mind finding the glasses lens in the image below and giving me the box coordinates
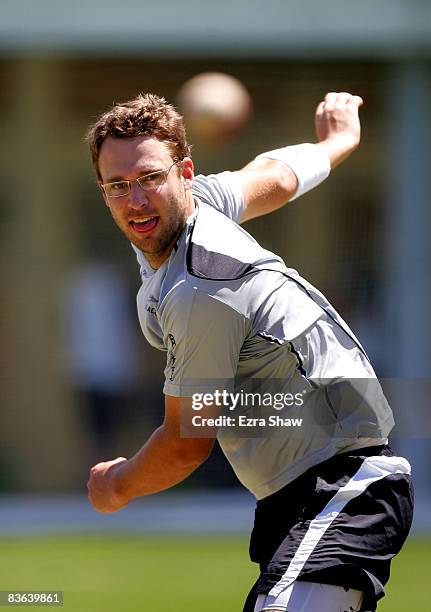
[104,182,129,197]
[137,171,166,191]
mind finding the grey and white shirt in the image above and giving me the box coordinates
[133,172,392,499]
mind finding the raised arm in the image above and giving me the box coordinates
[236,91,363,223]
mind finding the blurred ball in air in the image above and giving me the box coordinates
[177,72,252,145]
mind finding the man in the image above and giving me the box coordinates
[86,92,413,612]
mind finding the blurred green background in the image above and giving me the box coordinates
[0,535,428,611]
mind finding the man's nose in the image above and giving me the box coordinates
[128,180,149,209]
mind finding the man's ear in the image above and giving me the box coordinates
[181,157,194,190]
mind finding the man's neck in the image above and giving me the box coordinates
[145,198,196,270]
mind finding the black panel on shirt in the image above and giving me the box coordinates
[187,241,255,280]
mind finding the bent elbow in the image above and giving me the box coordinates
[173,438,215,467]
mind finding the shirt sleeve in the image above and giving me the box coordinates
[192,171,245,223]
[162,286,248,397]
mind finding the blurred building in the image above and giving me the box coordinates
[1,0,430,491]
[60,259,142,464]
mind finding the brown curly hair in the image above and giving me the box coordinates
[86,93,191,178]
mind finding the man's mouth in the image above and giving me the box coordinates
[129,216,159,234]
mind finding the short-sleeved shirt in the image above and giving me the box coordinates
[133,172,393,499]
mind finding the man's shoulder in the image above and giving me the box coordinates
[191,172,244,223]
[187,201,278,282]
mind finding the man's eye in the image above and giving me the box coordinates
[139,171,167,189]
[111,182,127,191]
[140,173,159,184]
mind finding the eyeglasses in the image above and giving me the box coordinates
[101,160,181,198]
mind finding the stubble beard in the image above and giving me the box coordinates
[132,192,189,268]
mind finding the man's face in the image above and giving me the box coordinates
[98,136,194,269]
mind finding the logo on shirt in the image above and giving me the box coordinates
[146,303,158,317]
[167,333,177,381]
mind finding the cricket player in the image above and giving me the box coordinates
[86,92,413,612]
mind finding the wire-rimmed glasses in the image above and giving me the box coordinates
[101,160,181,198]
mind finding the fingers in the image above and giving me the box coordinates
[352,95,363,106]
[314,91,362,151]
[323,92,339,109]
[316,100,325,115]
[322,92,363,110]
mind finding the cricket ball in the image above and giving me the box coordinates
[176,72,252,145]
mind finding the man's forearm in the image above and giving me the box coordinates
[112,425,213,501]
[87,396,215,513]
[315,137,358,170]
[237,92,363,223]
[238,144,330,223]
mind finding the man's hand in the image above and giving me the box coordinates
[235,91,363,222]
[87,398,214,510]
[315,92,364,169]
[87,456,130,513]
